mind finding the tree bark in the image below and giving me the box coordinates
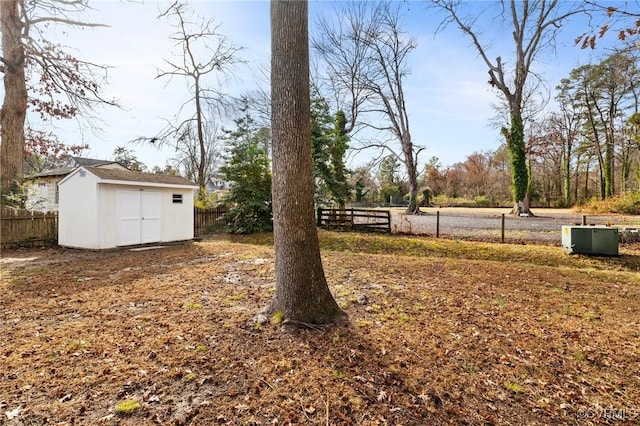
[194,75,207,201]
[1,0,27,203]
[402,134,420,214]
[266,0,344,326]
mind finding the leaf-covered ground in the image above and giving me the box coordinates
[1,232,639,425]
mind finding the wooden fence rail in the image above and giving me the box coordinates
[194,206,228,236]
[317,208,391,233]
[1,208,58,248]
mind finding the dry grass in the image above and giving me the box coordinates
[1,232,639,425]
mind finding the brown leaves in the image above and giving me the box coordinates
[598,23,609,39]
[1,239,639,424]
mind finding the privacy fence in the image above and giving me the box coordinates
[193,206,228,236]
[1,208,58,249]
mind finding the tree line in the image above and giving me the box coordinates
[2,0,639,218]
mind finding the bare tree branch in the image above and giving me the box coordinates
[141,1,244,200]
[431,0,586,215]
[313,1,422,213]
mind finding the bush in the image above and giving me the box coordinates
[220,141,273,234]
[473,195,493,207]
[580,193,640,215]
[223,199,273,234]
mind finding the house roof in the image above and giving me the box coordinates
[31,167,76,178]
[84,166,197,187]
[71,157,115,167]
[30,158,126,179]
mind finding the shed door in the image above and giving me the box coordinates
[140,191,161,243]
[117,190,162,246]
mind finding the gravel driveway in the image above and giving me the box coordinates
[389,207,640,244]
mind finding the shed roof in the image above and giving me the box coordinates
[83,166,197,187]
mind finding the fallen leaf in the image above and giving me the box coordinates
[98,414,115,423]
[5,407,21,420]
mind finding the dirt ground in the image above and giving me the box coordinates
[1,232,639,425]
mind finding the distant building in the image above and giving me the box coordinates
[204,173,230,194]
[25,157,127,211]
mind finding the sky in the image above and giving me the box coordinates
[18,0,622,172]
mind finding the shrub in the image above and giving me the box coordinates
[473,195,493,207]
[580,193,640,215]
[220,141,273,234]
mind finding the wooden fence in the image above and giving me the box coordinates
[317,208,391,233]
[1,208,58,249]
[194,206,228,236]
[1,207,228,248]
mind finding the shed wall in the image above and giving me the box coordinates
[58,172,100,248]
[162,188,195,242]
[97,185,194,248]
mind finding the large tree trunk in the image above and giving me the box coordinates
[0,0,27,204]
[266,0,344,326]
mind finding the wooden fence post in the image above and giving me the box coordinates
[501,213,505,243]
[436,210,440,238]
[386,210,391,233]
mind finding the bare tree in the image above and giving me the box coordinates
[139,1,242,200]
[265,0,344,327]
[169,118,223,185]
[433,0,586,215]
[1,0,114,204]
[313,1,423,214]
[553,78,585,205]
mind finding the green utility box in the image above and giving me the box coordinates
[561,225,619,256]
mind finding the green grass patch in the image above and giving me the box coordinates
[183,371,197,381]
[183,302,203,310]
[505,381,525,393]
[215,231,640,274]
[271,311,285,325]
[115,399,140,415]
[66,339,90,352]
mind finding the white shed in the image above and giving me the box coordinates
[58,166,198,249]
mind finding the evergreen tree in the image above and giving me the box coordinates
[310,94,351,208]
[220,112,272,234]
